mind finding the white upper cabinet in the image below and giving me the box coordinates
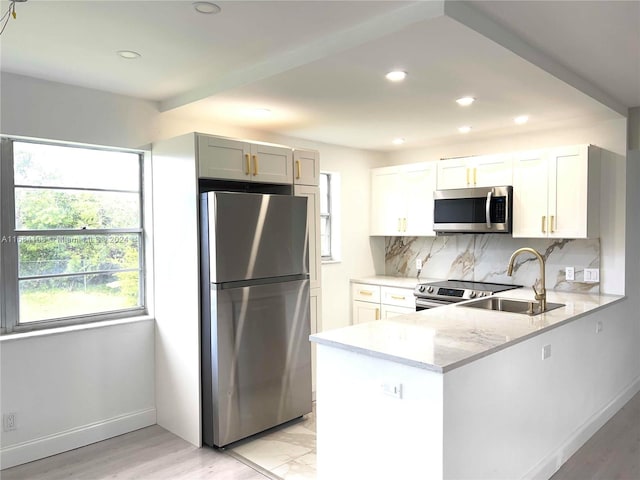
[197,135,292,184]
[370,162,437,236]
[293,149,320,186]
[294,185,321,289]
[437,154,512,189]
[512,145,600,239]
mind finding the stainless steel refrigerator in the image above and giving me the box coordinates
[200,191,312,448]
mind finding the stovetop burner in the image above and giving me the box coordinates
[414,279,521,303]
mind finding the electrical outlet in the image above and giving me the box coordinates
[565,266,575,281]
[3,413,17,432]
[584,268,600,282]
[415,258,423,270]
[596,321,603,334]
[381,382,403,399]
[542,344,552,360]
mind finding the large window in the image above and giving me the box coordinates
[1,138,145,333]
[319,171,341,262]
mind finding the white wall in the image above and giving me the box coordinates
[0,319,156,469]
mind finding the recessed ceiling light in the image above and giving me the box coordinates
[458,126,472,134]
[385,70,407,82]
[514,115,529,125]
[456,96,475,106]
[117,50,141,59]
[193,2,221,14]
[251,108,272,118]
[392,138,406,145]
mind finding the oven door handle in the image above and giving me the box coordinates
[485,190,493,229]
[415,298,454,309]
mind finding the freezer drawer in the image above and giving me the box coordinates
[202,278,312,447]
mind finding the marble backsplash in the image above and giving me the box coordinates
[385,235,600,293]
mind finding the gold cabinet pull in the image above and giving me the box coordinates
[473,167,477,185]
[402,218,407,232]
[245,154,251,175]
[252,155,258,176]
[375,308,380,320]
[391,294,405,300]
[466,168,470,185]
[550,215,555,233]
[296,160,301,179]
[359,290,373,296]
[397,218,402,232]
[542,216,546,233]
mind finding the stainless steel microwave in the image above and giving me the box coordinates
[433,186,513,234]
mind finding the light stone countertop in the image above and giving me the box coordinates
[310,288,625,373]
[350,275,442,289]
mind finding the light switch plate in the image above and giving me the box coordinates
[584,268,600,283]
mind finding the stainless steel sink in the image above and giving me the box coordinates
[458,297,564,316]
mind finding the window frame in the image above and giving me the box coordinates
[0,136,147,334]
[319,171,333,260]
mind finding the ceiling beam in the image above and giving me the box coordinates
[159,0,446,112]
[445,0,627,117]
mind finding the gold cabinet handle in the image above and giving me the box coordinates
[550,215,555,233]
[397,218,402,232]
[296,160,301,179]
[359,290,373,296]
[473,167,477,185]
[402,218,407,232]
[542,216,546,233]
[252,155,258,176]
[375,308,380,320]
[466,168,470,185]
[391,295,405,300]
[245,154,251,175]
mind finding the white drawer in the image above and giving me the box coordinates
[352,283,381,303]
[381,286,414,308]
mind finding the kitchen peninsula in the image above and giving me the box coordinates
[310,288,624,480]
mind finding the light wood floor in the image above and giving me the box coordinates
[2,392,639,480]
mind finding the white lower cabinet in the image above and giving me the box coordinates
[351,283,414,324]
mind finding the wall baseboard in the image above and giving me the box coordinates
[524,376,640,480]
[0,407,156,470]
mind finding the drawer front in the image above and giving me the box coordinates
[381,286,414,308]
[351,283,381,303]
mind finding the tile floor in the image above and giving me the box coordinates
[228,404,317,480]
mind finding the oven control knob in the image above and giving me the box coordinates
[427,286,434,294]
[470,291,477,298]
[418,285,426,293]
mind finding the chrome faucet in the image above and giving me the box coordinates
[507,247,547,312]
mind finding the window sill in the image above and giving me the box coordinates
[321,259,342,265]
[0,315,154,343]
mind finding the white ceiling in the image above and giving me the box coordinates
[1,0,638,151]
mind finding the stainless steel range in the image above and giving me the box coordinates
[413,280,521,311]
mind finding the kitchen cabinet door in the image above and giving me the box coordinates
[549,145,600,238]
[512,145,600,239]
[370,162,437,236]
[437,157,469,190]
[294,149,320,186]
[381,304,415,319]
[295,185,321,289]
[250,143,293,184]
[198,135,251,181]
[352,300,380,325]
[403,162,437,236]
[370,166,405,235]
[437,155,512,189]
[512,150,549,238]
[473,154,512,187]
